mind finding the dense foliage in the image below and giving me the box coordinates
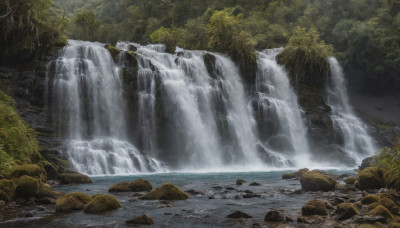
[0,0,67,64]
[376,139,400,189]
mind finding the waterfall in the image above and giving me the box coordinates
[46,40,165,175]
[254,49,312,167]
[326,57,376,164]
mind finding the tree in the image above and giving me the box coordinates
[73,10,100,41]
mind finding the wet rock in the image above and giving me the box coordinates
[19,211,34,217]
[300,171,337,192]
[83,194,121,214]
[108,179,152,192]
[323,200,334,209]
[251,222,262,227]
[55,192,92,212]
[282,168,309,179]
[186,189,203,195]
[140,183,189,200]
[243,193,261,198]
[357,167,385,190]
[297,216,316,224]
[16,197,28,205]
[369,205,394,220]
[234,195,241,199]
[0,179,16,202]
[236,179,246,186]
[9,164,47,182]
[226,187,237,191]
[302,199,327,216]
[264,210,293,222]
[212,186,222,190]
[227,211,252,219]
[249,182,261,186]
[59,173,92,185]
[344,177,357,185]
[132,193,144,197]
[353,215,387,224]
[125,214,155,225]
[333,197,346,206]
[359,156,378,171]
[36,197,55,205]
[361,195,379,205]
[208,195,215,199]
[36,184,64,199]
[15,175,40,197]
[335,203,359,220]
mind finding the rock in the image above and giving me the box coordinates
[16,197,28,205]
[251,222,262,227]
[335,203,359,220]
[368,202,380,211]
[0,179,15,202]
[36,197,55,204]
[344,177,357,185]
[357,167,385,190]
[59,173,92,185]
[140,183,189,200]
[282,168,309,179]
[128,44,137,52]
[353,215,387,224]
[369,205,394,220]
[236,179,246,186]
[297,216,316,224]
[9,164,46,182]
[36,184,64,199]
[208,195,215,199]
[0,200,5,207]
[55,192,92,212]
[186,189,203,195]
[302,199,327,216]
[15,175,40,197]
[361,195,379,205]
[105,44,121,61]
[249,182,261,186]
[300,171,337,191]
[380,197,396,210]
[264,210,292,222]
[226,187,236,191]
[125,214,155,225]
[227,211,252,219]
[19,211,34,217]
[108,179,152,192]
[83,194,121,214]
[359,156,378,171]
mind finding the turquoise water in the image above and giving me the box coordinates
[15,170,354,227]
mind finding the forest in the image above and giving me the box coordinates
[0,0,399,92]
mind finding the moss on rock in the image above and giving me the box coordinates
[282,168,309,179]
[0,179,15,202]
[300,171,337,191]
[83,194,121,214]
[344,177,357,185]
[368,202,381,211]
[55,192,92,212]
[380,197,397,210]
[36,184,64,199]
[302,199,327,216]
[108,179,152,192]
[361,195,380,205]
[335,203,359,220]
[9,164,46,182]
[357,167,385,190]
[141,183,189,200]
[59,173,92,185]
[125,213,155,225]
[105,44,120,62]
[369,205,394,220]
[14,175,40,197]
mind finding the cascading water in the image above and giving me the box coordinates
[46,40,165,175]
[326,57,376,164]
[254,49,312,167]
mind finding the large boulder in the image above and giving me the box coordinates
[282,168,309,179]
[361,195,380,205]
[36,184,64,199]
[302,199,327,216]
[227,211,252,219]
[59,173,92,185]
[369,205,394,220]
[15,175,40,197]
[264,210,293,222]
[108,179,152,192]
[357,167,385,190]
[300,171,337,191]
[0,179,15,202]
[55,192,92,212]
[9,164,46,182]
[125,214,155,225]
[83,194,121,214]
[141,183,189,200]
[335,203,359,220]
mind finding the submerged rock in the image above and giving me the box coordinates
[249,182,261,186]
[15,175,40,197]
[125,214,155,225]
[108,179,152,192]
[300,171,337,191]
[335,203,359,220]
[55,192,92,212]
[264,210,293,222]
[236,179,246,186]
[59,173,92,185]
[83,194,121,214]
[302,199,327,216]
[357,167,385,190]
[140,183,189,200]
[227,211,252,219]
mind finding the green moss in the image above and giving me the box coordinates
[108,179,152,192]
[302,199,327,216]
[0,91,44,177]
[369,205,394,220]
[83,194,121,214]
[0,179,15,202]
[55,192,92,213]
[9,164,46,182]
[300,171,337,191]
[105,44,121,61]
[15,175,40,197]
[282,168,309,179]
[36,184,64,199]
[361,195,380,205]
[368,202,381,211]
[125,214,155,225]
[141,183,189,200]
[59,173,92,185]
[335,203,359,220]
[380,197,397,210]
[357,167,385,190]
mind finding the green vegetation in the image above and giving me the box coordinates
[140,183,189,200]
[83,194,121,214]
[0,91,45,177]
[376,139,400,191]
[55,192,92,212]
